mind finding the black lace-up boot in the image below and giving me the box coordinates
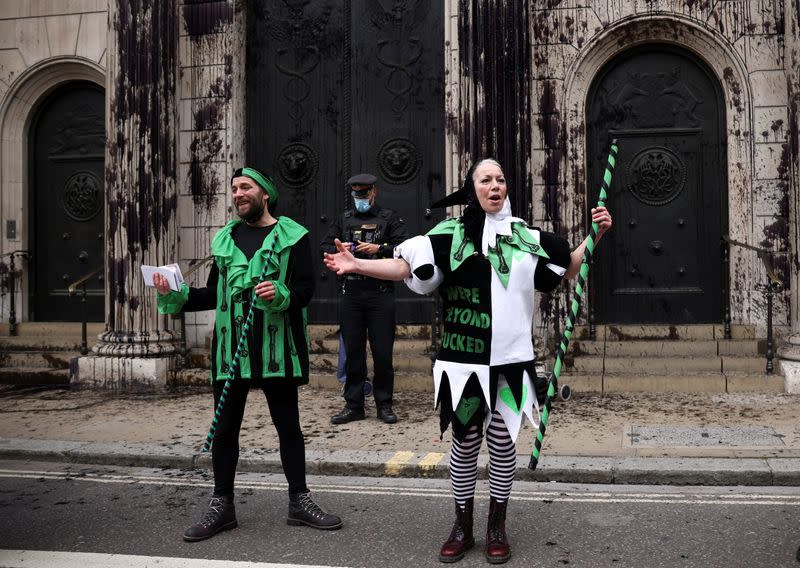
[287,492,343,530]
[183,495,237,542]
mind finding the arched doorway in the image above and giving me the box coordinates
[587,45,728,324]
[29,81,105,321]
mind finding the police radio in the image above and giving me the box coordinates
[350,225,380,258]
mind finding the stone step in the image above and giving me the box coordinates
[185,341,771,376]
[0,351,76,369]
[172,367,785,394]
[572,324,755,341]
[0,323,754,342]
[566,355,773,374]
[721,356,775,373]
[307,324,433,341]
[0,367,71,386]
[309,324,756,344]
[185,342,436,372]
[569,339,762,357]
[309,353,434,373]
[191,325,435,351]
[569,356,715,373]
[560,372,784,393]
[170,369,434,392]
[0,336,96,351]
[308,338,434,355]
[718,340,767,356]
[161,339,765,364]
[307,372,433,392]
[0,322,104,337]
[181,344,434,377]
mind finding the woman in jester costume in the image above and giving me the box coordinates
[324,159,612,564]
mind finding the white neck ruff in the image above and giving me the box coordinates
[481,198,525,255]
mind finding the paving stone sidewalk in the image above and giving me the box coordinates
[1,384,799,486]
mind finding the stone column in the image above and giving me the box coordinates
[779,0,800,392]
[78,1,179,388]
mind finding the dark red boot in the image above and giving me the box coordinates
[486,497,510,564]
[438,498,474,563]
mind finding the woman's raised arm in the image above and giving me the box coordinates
[323,238,411,281]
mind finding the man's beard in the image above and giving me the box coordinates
[238,199,265,224]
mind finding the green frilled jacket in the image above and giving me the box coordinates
[157,217,314,383]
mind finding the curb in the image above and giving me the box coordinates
[1,438,799,486]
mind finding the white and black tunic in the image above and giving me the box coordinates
[395,211,571,443]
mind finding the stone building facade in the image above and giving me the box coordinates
[0,1,797,385]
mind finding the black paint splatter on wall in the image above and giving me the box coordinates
[722,67,743,113]
[455,1,534,222]
[183,3,233,211]
[106,1,178,330]
[455,1,573,341]
[182,0,233,36]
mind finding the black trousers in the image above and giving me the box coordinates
[211,380,307,497]
[339,285,395,410]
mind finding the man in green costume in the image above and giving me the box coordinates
[155,167,342,541]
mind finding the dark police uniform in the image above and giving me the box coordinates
[320,182,408,415]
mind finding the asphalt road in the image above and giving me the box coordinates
[0,460,799,567]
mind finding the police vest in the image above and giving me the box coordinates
[342,208,393,259]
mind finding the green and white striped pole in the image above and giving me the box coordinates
[202,237,278,453]
[529,139,618,470]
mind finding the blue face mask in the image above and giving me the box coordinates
[354,198,371,213]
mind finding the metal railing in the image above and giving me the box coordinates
[67,266,103,355]
[172,256,213,369]
[722,236,786,374]
[1,250,30,336]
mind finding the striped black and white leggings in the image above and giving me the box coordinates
[449,410,516,504]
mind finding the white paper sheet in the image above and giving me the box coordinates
[141,263,184,292]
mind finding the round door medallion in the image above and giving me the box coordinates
[378,137,420,184]
[278,143,318,188]
[61,171,102,221]
[626,146,686,206]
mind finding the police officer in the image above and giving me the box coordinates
[321,173,409,424]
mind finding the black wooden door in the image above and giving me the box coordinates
[587,46,727,323]
[30,82,105,321]
[247,1,445,323]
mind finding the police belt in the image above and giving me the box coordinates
[342,275,393,291]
